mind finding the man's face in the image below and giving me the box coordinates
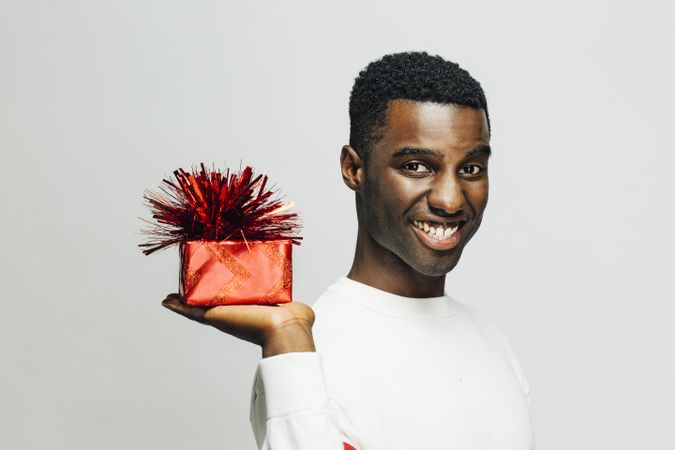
[359,100,491,277]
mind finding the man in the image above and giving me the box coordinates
[162,52,534,450]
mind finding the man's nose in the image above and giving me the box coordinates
[427,172,465,216]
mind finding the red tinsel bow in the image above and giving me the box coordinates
[140,164,302,255]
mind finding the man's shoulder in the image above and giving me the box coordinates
[453,298,531,397]
[305,281,378,351]
[309,283,361,327]
[453,299,513,347]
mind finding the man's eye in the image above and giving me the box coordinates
[459,164,483,177]
[402,162,431,174]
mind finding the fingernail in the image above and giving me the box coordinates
[162,298,174,308]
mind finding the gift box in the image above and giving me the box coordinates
[140,163,301,306]
[180,239,293,306]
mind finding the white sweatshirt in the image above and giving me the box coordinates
[250,277,534,450]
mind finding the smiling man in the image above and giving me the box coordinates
[162,52,534,450]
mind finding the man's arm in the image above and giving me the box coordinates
[250,352,351,450]
[162,295,358,450]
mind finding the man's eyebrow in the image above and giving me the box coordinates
[464,145,491,159]
[391,145,491,159]
[391,147,443,158]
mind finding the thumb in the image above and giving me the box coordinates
[162,296,207,323]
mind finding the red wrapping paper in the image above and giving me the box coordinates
[179,239,293,306]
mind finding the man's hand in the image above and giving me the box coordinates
[161,294,316,358]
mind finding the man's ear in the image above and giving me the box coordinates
[340,145,365,192]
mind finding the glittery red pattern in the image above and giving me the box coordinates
[179,240,293,306]
[140,164,301,255]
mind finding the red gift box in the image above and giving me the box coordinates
[179,239,293,306]
[141,164,301,305]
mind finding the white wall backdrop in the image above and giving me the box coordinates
[1,1,673,449]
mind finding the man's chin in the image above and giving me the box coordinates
[406,249,463,278]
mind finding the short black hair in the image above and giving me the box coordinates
[349,51,490,159]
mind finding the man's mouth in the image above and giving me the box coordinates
[410,219,465,250]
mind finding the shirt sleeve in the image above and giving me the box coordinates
[249,352,358,450]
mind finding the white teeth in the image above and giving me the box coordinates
[414,220,461,240]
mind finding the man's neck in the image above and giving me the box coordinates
[347,229,446,298]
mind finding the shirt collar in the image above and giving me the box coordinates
[326,276,462,320]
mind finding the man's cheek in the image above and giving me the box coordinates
[468,184,489,212]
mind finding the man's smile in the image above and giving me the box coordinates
[410,219,465,251]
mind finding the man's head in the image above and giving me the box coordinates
[342,52,491,280]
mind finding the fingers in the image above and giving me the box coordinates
[161,295,207,323]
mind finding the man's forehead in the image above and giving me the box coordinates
[380,100,490,148]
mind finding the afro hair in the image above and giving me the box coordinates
[349,51,489,159]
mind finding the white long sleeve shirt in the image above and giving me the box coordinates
[250,277,534,450]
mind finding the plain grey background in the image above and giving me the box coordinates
[1,1,673,449]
